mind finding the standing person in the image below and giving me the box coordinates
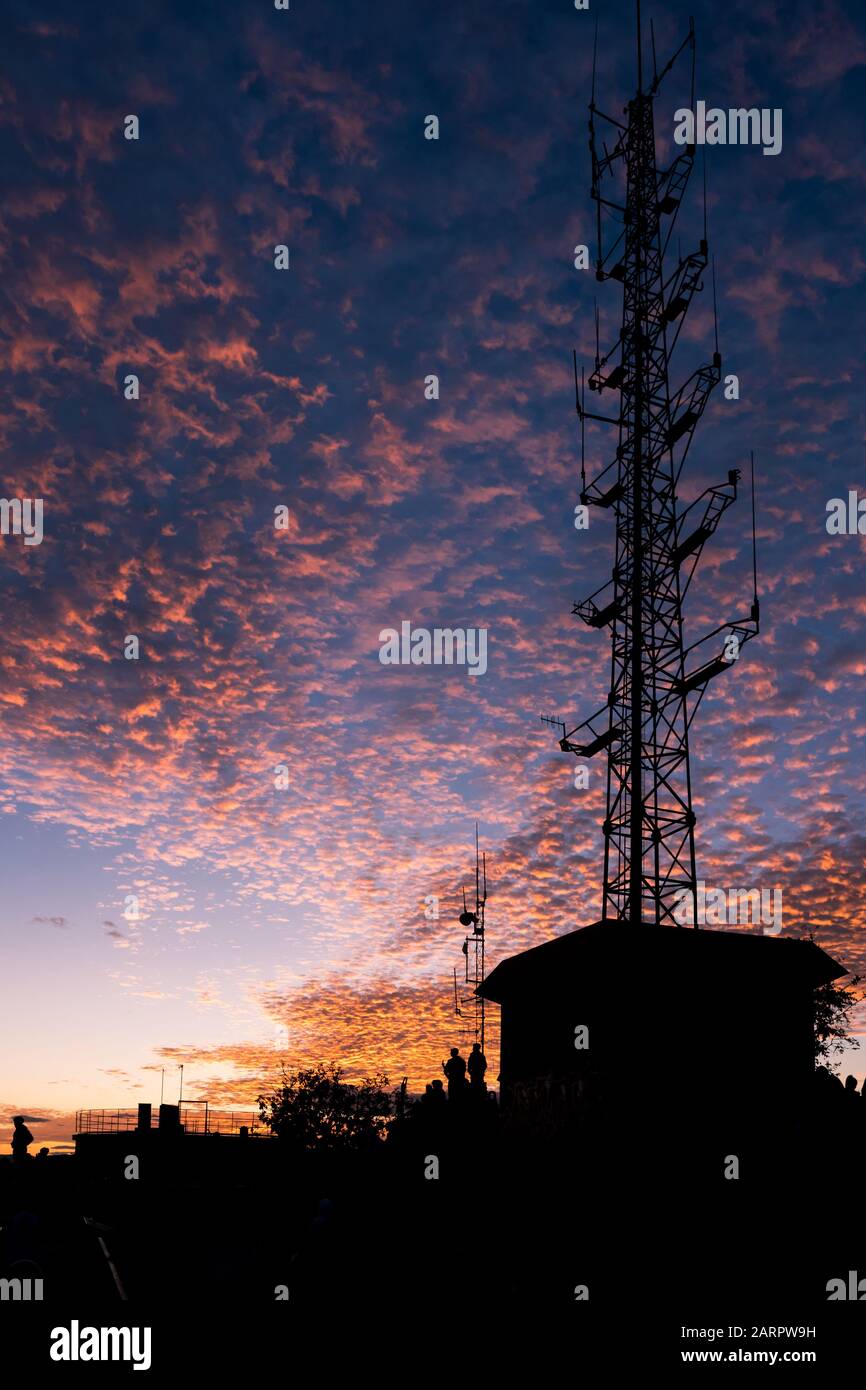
[10,1116,34,1162]
[442,1048,466,1101]
[468,1042,487,1092]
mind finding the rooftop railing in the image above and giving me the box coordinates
[74,1107,262,1137]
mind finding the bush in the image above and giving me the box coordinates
[257,1061,392,1151]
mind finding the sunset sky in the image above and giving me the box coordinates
[2,0,866,1152]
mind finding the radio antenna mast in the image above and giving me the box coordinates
[543,9,759,926]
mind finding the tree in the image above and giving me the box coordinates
[813,976,863,1070]
[257,1061,392,1150]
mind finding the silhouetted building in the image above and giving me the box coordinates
[479,923,844,1132]
[72,1101,264,1179]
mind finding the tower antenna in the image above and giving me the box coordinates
[548,14,759,926]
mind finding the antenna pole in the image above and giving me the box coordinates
[581,368,586,492]
[480,852,487,1052]
[590,18,602,269]
[574,352,586,494]
[702,152,708,244]
[636,0,643,94]
[751,451,759,616]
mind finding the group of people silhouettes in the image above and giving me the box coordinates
[439,1043,487,1100]
[406,1044,493,1132]
[813,1069,866,1111]
[413,1044,490,1111]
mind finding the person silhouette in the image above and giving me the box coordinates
[10,1116,34,1162]
[429,1079,447,1107]
[442,1048,466,1100]
[468,1042,487,1091]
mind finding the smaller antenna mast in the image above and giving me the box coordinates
[750,450,759,623]
[702,152,708,244]
[453,827,490,1054]
[581,366,586,494]
[573,351,586,494]
[636,0,643,94]
[594,301,601,375]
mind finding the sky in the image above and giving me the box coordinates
[1,0,866,1152]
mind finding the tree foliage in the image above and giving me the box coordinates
[813,976,863,1069]
[257,1061,392,1150]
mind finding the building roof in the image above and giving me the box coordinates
[478,921,846,1004]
